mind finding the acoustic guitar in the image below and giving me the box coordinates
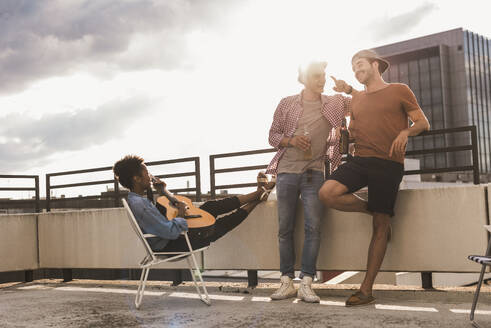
[151,180,215,229]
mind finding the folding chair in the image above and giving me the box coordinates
[122,198,211,309]
[468,225,491,328]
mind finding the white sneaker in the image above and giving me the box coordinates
[270,275,296,300]
[297,276,320,303]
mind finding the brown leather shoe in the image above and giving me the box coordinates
[345,290,375,307]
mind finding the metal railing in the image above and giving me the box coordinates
[209,148,276,198]
[404,126,479,184]
[45,157,201,211]
[209,126,481,197]
[0,175,40,212]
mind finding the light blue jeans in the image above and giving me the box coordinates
[276,170,325,279]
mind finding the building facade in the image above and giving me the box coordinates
[373,28,491,182]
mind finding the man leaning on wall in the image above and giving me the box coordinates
[319,49,430,307]
[266,60,351,303]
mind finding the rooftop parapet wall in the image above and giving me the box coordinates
[0,185,489,273]
[205,184,488,272]
[0,214,38,272]
[37,208,200,270]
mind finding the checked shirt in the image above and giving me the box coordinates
[266,92,351,175]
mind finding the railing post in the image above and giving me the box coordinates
[172,269,184,286]
[34,176,40,213]
[209,156,216,199]
[195,157,201,202]
[113,178,120,207]
[63,269,73,282]
[471,125,480,185]
[25,270,34,282]
[421,272,433,289]
[45,174,51,212]
[247,270,258,288]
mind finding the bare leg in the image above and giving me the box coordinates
[237,173,276,205]
[241,200,262,213]
[318,180,370,214]
[359,213,391,296]
[237,191,262,205]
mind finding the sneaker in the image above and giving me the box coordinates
[270,275,296,300]
[297,276,320,303]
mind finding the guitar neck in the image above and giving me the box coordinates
[162,187,180,205]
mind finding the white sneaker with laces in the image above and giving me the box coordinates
[270,275,296,300]
[297,276,320,303]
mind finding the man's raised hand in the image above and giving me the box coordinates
[331,76,348,93]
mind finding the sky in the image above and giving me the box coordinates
[1,0,491,198]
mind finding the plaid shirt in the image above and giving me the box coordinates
[266,92,351,175]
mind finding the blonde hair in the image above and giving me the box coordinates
[298,61,327,84]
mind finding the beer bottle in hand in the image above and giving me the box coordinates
[340,117,349,154]
[303,129,312,160]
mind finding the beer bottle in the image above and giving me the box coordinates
[303,129,312,160]
[340,117,349,154]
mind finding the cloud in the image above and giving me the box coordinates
[0,96,152,171]
[0,0,242,93]
[368,2,438,41]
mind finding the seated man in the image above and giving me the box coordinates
[113,155,275,252]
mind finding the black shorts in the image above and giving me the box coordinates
[327,156,404,217]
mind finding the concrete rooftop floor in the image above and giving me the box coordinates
[1,279,491,328]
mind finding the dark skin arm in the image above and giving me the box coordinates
[152,177,187,217]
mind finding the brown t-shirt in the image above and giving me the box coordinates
[349,83,421,164]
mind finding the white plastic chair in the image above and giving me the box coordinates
[122,198,211,309]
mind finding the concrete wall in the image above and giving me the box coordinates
[205,185,488,272]
[0,214,38,272]
[38,208,201,270]
[1,185,488,273]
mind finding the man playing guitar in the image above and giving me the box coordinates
[113,155,275,252]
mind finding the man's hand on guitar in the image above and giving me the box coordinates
[176,201,188,218]
[150,175,167,195]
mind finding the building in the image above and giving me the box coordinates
[373,28,491,182]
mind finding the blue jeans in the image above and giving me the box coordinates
[276,170,325,279]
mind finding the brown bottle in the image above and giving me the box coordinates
[340,117,349,154]
[303,129,312,160]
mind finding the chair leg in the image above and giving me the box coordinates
[187,256,211,306]
[470,264,487,325]
[183,234,211,305]
[135,267,150,309]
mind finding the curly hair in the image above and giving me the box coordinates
[113,155,145,190]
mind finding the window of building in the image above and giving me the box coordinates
[432,88,443,104]
[421,90,432,106]
[389,65,398,82]
[399,62,409,84]
[436,153,446,168]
